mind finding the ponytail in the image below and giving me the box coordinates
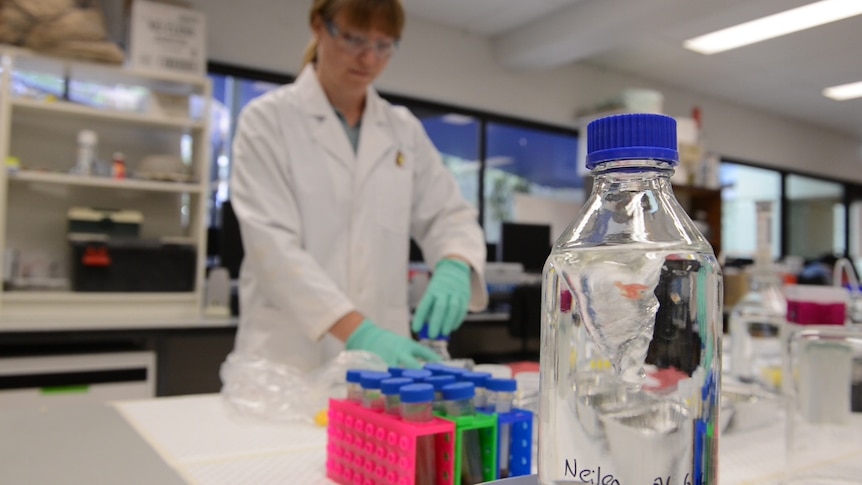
[302,38,318,68]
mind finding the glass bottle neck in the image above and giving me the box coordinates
[590,159,675,193]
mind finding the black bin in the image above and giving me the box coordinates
[70,239,196,292]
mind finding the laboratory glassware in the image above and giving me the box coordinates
[728,200,786,388]
[539,113,722,485]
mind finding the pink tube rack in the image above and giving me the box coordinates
[327,399,456,485]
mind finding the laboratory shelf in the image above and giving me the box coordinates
[11,97,205,131]
[8,170,204,194]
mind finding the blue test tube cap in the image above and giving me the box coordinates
[359,371,392,390]
[424,363,464,376]
[345,369,364,384]
[381,377,414,396]
[401,369,433,381]
[387,367,404,377]
[442,382,475,401]
[424,374,457,391]
[400,383,435,404]
[461,371,492,388]
[486,377,517,392]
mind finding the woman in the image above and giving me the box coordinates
[227,0,488,372]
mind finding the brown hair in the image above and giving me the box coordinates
[302,0,405,67]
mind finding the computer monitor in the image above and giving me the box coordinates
[499,222,551,274]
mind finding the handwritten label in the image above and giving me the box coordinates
[564,459,620,485]
[564,459,698,485]
[653,474,693,485]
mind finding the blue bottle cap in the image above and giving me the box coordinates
[461,371,492,388]
[345,369,363,384]
[424,375,457,391]
[399,383,435,404]
[441,382,475,401]
[359,371,391,390]
[418,324,450,341]
[486,377,517,392]
[424,363,463,376]
[381,377,414,396]
[401,369,433,381]
[586,113,679,169]
[387,367,404,377]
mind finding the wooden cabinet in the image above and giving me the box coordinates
[673,184,723,256]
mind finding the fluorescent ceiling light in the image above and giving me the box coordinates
[823,81,862,100]
[684,0,862,55]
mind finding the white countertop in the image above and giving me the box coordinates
[3,393,859,484]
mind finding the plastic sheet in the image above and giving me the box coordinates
[219,350,387,423]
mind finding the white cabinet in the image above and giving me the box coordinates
[0,47,212,325]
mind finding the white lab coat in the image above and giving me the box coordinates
[229,65,488,372]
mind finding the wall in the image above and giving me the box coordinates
[188,0,862,183]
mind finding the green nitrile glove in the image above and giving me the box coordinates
[410,259,471,339]
[346,319,441,369]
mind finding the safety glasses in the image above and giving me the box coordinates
[325,20,399,59]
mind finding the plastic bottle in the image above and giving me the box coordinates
[418,324,451,360]
[381,377,413,416]
[424,374,456,414]
[728,200,786,389]
[538,114,722,485]
[76,129,98,175]
[400,383,437,485]
[359,371,391,412]
[442,382,484,485]
[461,371,492,409]
[345,369,364,403]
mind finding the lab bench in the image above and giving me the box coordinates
[1,392,854,485]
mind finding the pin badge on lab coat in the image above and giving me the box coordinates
[396,151,405,167]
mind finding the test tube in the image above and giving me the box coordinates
[424,375,457,414]
[359,371,391,411]
[400,383,437,485]
[461,371,492,409]
[381,377,414,416]
[345,369,364,403]
[486,377,517,478]
[442,382,484,485]
[401,369,433,382]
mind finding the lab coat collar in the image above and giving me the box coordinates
[295,65,398,189]
[295,65,355,171]
[356,87,397,191]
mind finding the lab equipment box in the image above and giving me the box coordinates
[69,237,195,292]
[68,207,143,238]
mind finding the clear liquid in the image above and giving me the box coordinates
[539,245,721,485]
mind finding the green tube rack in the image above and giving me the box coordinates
[436,412,498,485]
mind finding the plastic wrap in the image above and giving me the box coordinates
[219,350,387,423]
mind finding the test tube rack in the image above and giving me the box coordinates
[327,399,456,485]
[437,412,499,485]
[496,409,533,479]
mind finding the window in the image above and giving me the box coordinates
[484,122,582,244]
[720,162,782,260]
[786,174,845,260]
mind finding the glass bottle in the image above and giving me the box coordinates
[538,113,722,485]
[728,200,786,389]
